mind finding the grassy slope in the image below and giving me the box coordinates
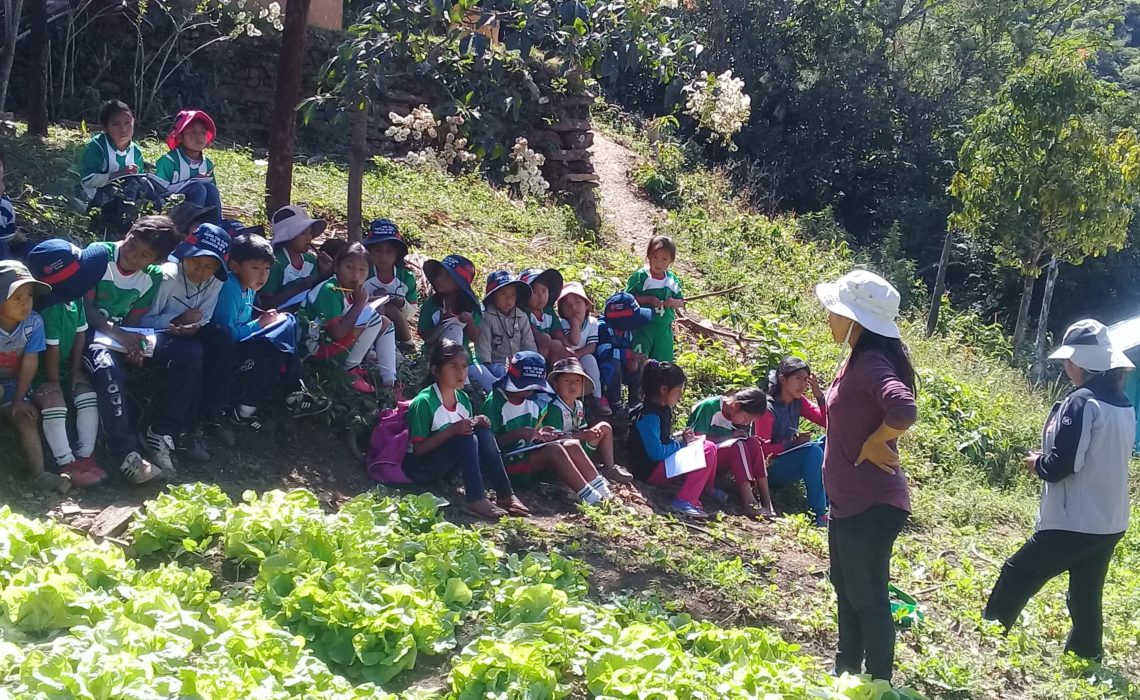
[3,122,1140,698]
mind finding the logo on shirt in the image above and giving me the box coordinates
[1061,416,1073,426]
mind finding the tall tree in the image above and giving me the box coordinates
[0,0,24,111]
[25,0,47,136]
[949,53,1140,362]
[266,0,311,216]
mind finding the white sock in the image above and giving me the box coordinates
[345,313,383,369]
[41,406,75,466]
[580,354,603,399]
[372,318,397,385]
[74,392,99,459]
[589,475,612,499]
[577,484,604,505]
[238,404,258,418]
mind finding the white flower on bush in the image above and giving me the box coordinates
[659,0,679,8]
[398,110,477,169]
[504,137,549,199]
[385,104,439,143]
[684,70,751,150]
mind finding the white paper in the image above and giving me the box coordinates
[503,442,549,459]
[239,316,289,342]
[664,440,708,479]
[779,439,818,455]
[93,327,158,357]
[279,289,309,310]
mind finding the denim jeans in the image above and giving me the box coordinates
[180,181,223,224]
[984,529,1125,661]
[828,504,909,681]
[598,357,642,406]
[195,323,234,421]
[767,441,827,516]
[402,426,515,502]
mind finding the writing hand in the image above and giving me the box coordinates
[683,427,698,445]
[857,437,899,475]
[257,309,281,328]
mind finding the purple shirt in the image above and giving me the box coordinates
[823,349,918,519]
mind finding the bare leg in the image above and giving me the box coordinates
[592,422,615,469]
[754,476,775,514]
[527,443,591,491]
[8,403,67,492]
[561,439,601,481]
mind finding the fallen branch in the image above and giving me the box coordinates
[677,311,766,345]
[684,284,746,303]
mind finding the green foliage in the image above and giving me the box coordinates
[129,483,233,557]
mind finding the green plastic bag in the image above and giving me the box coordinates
[889,584,925,628]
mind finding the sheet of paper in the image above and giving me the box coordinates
[279,289,309,310]
[664,440,708,479]
[239,316,290,342]
[503,442,549,459]
[93,327,157,358]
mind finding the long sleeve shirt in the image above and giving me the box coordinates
[596,319,637,363]
[753,396,827,458]
[476,306,536,365]
[823,349,918,519]
[213,273,261,340]
[139,261,222,329]
[628,401,682,479]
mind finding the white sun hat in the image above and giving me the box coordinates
[1049,319,1134,372]
[815,269,902,339]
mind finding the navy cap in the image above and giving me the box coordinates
[483,270,531,308]
[220,219,264,238]
[423,254,479,308]
[363,218,408,256]
[27,239,110,309]
[603,291,653,331]
[495,350,553,394]
[519,267,563,304]
[174,223,231,281]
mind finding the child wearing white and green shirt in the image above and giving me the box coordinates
[78,100,147,204]
[153,110,222,225]
[625,235,686,362]
[261,205,333,309]
[402,339,529,521]
[363,218,419,351]
[540,356,632,484]
[482,351,612,503]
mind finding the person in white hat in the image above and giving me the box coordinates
[814,268,918,682]
[984,319,1135,662]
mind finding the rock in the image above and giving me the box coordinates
[88,504,140,538]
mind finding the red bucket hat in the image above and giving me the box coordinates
[166,110,217,151]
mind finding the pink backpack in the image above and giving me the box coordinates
[366,400,413,484]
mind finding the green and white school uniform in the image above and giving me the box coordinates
[417,295,482,361]
[482,388,542,469]
[153,146,215,195]
[263,248,317,297]
[406,383,474,453]
[79,133,145,201]
[299,279,352,357]
[35,301,88,386]
[91,242,164,324]
[688,396,743,441]
[364,266,420,319]
[625,266,684,362]
[529,307,560,337]
[539,395,597,456]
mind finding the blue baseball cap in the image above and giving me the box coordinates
[27,239,110,309]
[495,350,553,394]
[363,218,408,257]
[603,291,653,331]
[519,267,563,304]
[174,223,231,281]
[483,270,531,309]
[220,219,264,238]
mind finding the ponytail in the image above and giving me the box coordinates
[642,360,686,403]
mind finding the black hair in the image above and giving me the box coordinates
[730,387,768,415]
[1104,368,1131,393]
[334,242,369,270]
[127,215,180,257]
[99,100,133,127]
[642,360,686,403]
[425,338,468,388]
[850,330,917,394]
[230,233,274,264]
[646,235,677,260]
[319,238,348,261]
[365,237,408,265]
[768,356,811,397]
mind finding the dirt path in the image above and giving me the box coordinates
[590,132,665,257]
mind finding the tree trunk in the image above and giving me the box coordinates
[925,228,954,337]
[0,0,26,111]
[265,0,311,216]
[26,0,48,136]
[1011,272,1036,365]
[347,102,368,242]
[1030,259,1060,384]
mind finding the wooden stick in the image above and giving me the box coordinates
[683,284,746,303]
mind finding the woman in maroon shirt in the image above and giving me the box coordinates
[815,269,918,683]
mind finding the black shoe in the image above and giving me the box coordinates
[204,420,236,448]
[174,432,211,463]
[230,407,276,432]
[285,390,332,418]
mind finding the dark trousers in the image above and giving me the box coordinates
[233,337,302,410]
[181,181,223,225]
[84,333,203,459]
[196,323,235,421]
[984,529,1125,661]
[598,357,642,406]
[403,426,514,502]
[828,504,909,681]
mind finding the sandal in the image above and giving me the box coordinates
[461,499,508,521]
[497,494,532,517]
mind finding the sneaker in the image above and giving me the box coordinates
[600,464,634,483]
[174,432,211,463]
[285,390,331,418]
[598,397,613,416]
[61,459,105,488]
[671,498,709,520]
[347,366,375,394]
[142,428,177,478]
[119,451,162,484]
[230,407,277,432]
[814,513,830,528]
[72,456,108,485]
[204,420,236,448]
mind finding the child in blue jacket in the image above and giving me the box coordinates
[596,292,651,411]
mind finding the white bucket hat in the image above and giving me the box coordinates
[815,269,902,339]
[1049,319,1134,372]
[270,205,327,246]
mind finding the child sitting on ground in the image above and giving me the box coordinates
[260,205,334,310]
[214,232,329,431]
[597,292,651,412]
[482,351,613,505]
[403,339,530,521]
[153,110,222,224]
[556,281,607,415]
[83,215,195,482]
[77,100,162,238]
[418,254,495,392]
[540,356,633,483]
[688,388,775,519]
[625,235,685,362]
[0,260,70,492]
[520,267,570,364]
[476,270,537,381]
[140,223,235,446]
[300,242,397,393]
[27,241,108,487]
[628,360,719,519]
[363,219,419,354]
